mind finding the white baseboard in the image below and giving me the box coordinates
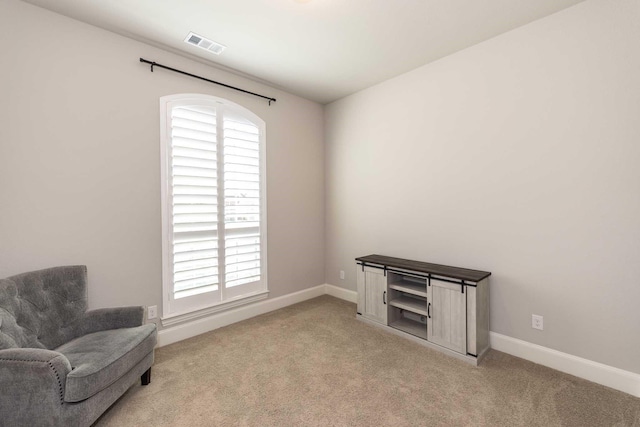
[324,283,357,303]
[157,284,326,347]
[490,332,640,398]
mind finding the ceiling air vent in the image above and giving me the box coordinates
[184,32,226,55]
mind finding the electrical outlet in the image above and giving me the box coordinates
[147,305,157,320]
[532,314,543,330]
[339,270,345,280]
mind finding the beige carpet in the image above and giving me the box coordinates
[94,295,640,426]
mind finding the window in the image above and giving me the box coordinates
[160,94,267,320]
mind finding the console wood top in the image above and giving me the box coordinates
[355,254,491,282]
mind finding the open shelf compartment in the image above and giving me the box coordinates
[388,271,427,298]
[389,281,427,298]
[388,295,428,316]
[388,308,427,340]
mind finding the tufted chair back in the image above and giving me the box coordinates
[0,266,88,350]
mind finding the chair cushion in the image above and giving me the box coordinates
[55,324,156,402]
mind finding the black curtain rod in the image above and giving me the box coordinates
[139,58,276,105]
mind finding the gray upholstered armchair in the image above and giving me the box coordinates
[0,266,157,427]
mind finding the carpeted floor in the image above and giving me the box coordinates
[94,295,640,426]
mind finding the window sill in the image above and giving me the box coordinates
[160,290,269,327]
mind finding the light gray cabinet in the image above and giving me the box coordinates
[355,254,491,365]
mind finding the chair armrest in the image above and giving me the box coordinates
[0,348,72,425]
[80,306,145,335]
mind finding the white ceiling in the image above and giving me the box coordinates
[22,0,585,104]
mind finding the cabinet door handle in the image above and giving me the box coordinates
[427,302,431,319]
[383,291,386,304]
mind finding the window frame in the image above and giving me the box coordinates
[160,93,268,323]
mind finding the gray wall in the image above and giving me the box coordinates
[325,0,640,374]
[0,1,325,318]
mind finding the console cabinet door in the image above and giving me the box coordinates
[356,266,387,325]
[427,279,466,354]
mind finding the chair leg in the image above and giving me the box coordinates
[141,368,151,386]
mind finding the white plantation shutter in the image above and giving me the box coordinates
[161,95,267,318]
[224,113,261,289]
[170,106,219,299]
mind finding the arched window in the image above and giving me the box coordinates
[160,94,267,320]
